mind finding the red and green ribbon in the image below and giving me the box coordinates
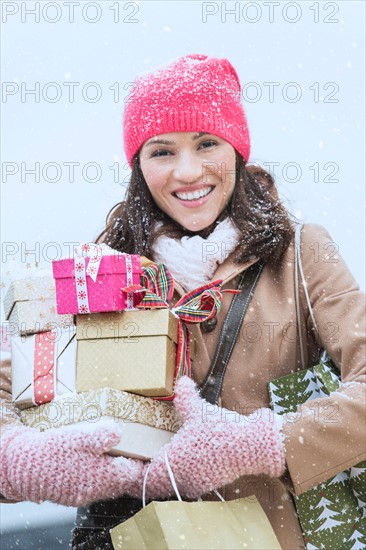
[122,263,239,400]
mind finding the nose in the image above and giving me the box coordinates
[172,150,202,183]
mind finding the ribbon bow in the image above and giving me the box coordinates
[123,263,239,399]
[74,243,114,282]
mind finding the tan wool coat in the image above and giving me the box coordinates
[1,223,365,549]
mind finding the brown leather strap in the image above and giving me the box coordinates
[199,261,265,405]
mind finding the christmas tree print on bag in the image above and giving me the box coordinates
[350,463,366,521]
[268,357,366,549]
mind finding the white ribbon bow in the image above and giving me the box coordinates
[74,243,114,282]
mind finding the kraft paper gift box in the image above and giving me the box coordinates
[52,249,142,315]
[3,275,73,336]
[20,387,183,460]
[11,326,77,409]
[268,358,366,549]
[76,309,178,397]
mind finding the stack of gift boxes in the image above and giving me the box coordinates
[4,245,186,460]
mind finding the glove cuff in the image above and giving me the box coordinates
[251,409,286,478]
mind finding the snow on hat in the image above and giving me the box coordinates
[123,54,251,167]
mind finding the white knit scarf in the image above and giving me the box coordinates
[152,218,240,292]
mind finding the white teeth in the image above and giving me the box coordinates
[175,187,213,201]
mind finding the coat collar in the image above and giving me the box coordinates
[213,253,259,287]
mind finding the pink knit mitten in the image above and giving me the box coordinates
[0,424,144,507]
[142,376,286,499]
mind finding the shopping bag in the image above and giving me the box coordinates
[110,452,281,550]
[111,498,281,549]
[268,357,366,548]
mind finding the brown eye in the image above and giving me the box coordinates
[151,149,172,158]
[199,140,217,149]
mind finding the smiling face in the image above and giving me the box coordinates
[139,132,237,232]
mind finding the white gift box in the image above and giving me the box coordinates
[11,327,77,409]
[60,417,175,460]
[4,275,73,336]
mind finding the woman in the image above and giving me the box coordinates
[1,54,365,550]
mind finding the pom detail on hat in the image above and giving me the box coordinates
[123,54,250,166]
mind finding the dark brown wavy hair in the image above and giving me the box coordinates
[96,154,295,267]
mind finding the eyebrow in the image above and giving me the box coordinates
[144,132,210,147]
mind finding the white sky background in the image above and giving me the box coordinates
[1,1,365,296]
[0,0,365,534]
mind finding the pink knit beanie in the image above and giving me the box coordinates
[123,54,250,167]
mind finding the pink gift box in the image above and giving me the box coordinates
[52,254,142,314]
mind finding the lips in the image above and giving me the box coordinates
[173,186,214,202]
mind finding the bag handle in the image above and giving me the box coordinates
[200,260,265,404]
[142,452,224,507]
[294,224,322,369]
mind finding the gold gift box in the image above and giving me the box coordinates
[4,276,73,336]
[11,327,77,409]
[20,387,183,460]
[76,310,178,397]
